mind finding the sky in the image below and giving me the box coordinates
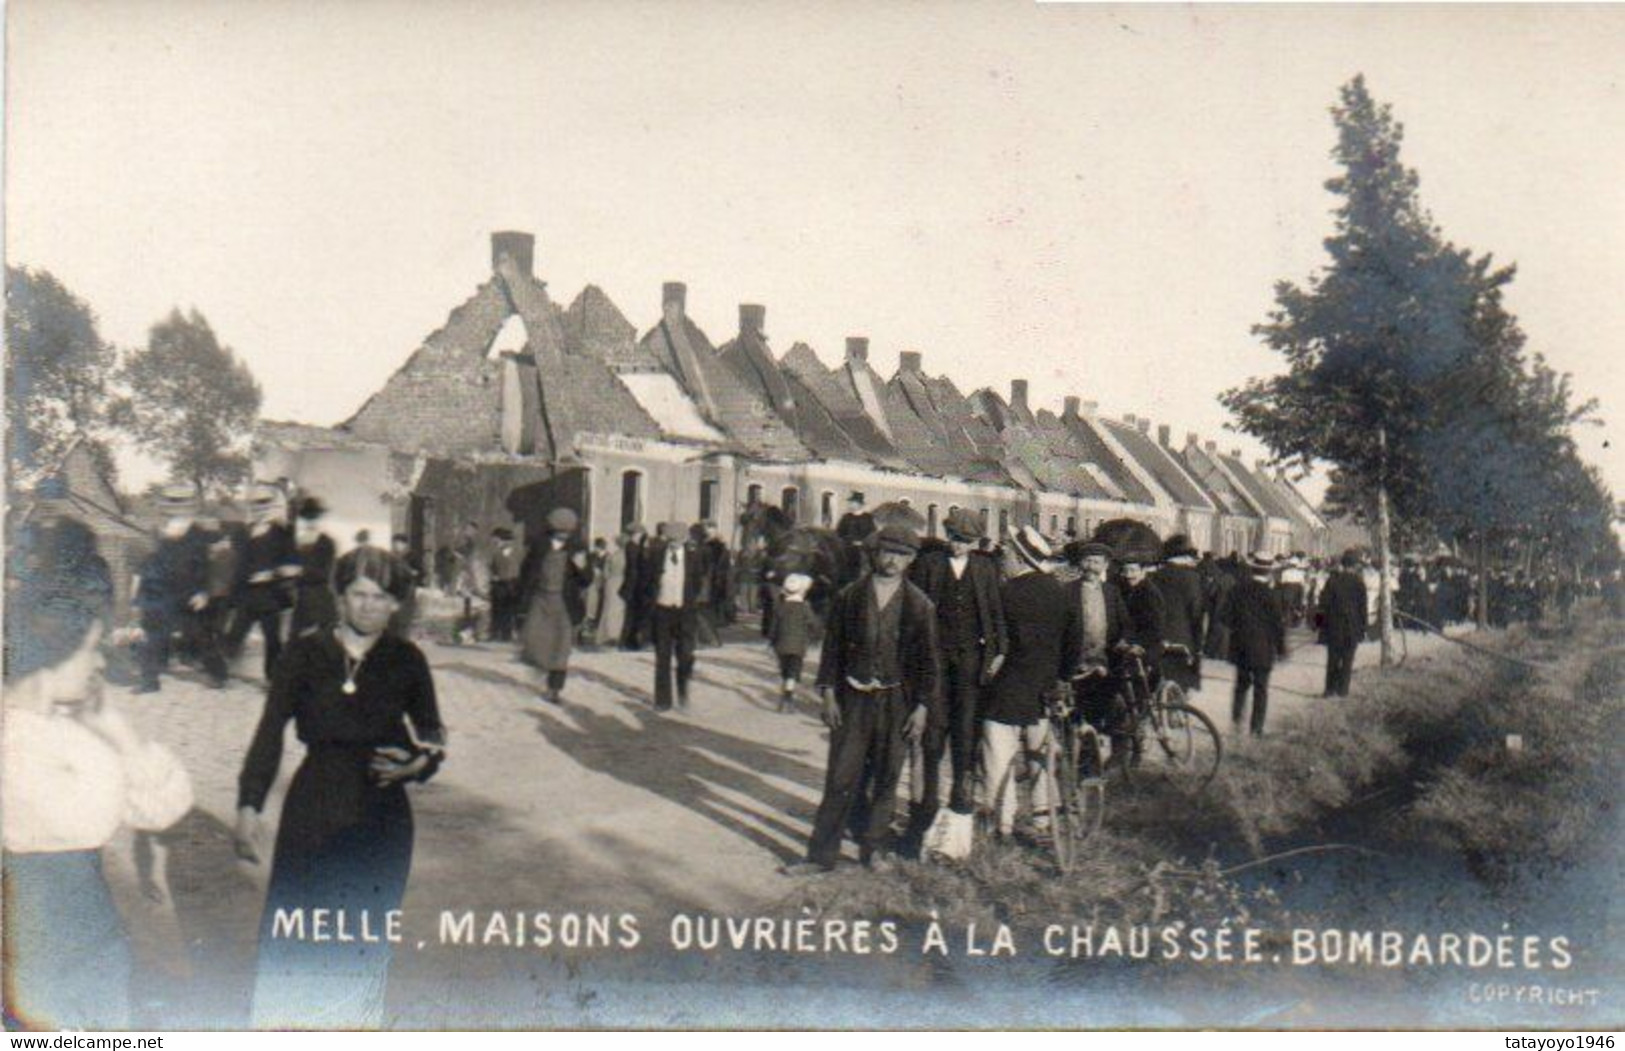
[7,1,1623,503]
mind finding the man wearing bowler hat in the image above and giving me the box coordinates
[904,506,1007,850]
[1317,550,1368,698]
[788,523,940,873]
[1152,534,1205,691]
[1226,552,1289,735]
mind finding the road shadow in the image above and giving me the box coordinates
[523,688,823,866]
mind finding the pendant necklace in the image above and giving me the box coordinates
[341,650,363,695]
[339,632,373,696]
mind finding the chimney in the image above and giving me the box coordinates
[1010,379,1029,412]
[1137,418,1152,434]
[898,350,923,373]
[662,282,687,313]
[1124,413,1137,426]
[1186,432,1199,448]
[1158,425,1172,447]
[1081,400,1098,417]
[491,231,535,278]
[1063,396,1081,419]
[1204,440,1217,453]
[739,303,765,335]
[1232,448,1242,459]
[845,337,869,364]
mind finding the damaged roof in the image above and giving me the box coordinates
[779,342,911,470]
[637,284,810,462]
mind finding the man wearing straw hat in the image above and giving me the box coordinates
[224,482,301,683]
[135,482,227,691]
[788,523,939,873]
[979,526,1078,839]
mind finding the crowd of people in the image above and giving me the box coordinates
[8,477,1619,1029]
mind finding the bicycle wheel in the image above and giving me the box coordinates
[1143,683,1223,789]
[1041,732,1075,873]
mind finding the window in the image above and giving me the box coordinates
[998,508,1009,538]
[699,479,718,522]
[820,491,835,527]
[1049,514,1059,535]
[619,470,643,531]
[979,507,990,530]
[1066,515,1077,537]
[746,483,763,507]
[781,486,800,522]
[927,503,939,537]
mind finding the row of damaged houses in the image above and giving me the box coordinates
[254,232,1330,564]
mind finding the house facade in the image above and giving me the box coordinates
[254,232,1329,562]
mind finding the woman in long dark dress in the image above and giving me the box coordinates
[234,546,446,1029]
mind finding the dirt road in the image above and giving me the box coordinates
[105,619,1453,1025]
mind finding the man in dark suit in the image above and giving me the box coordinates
[617,523,650,650]
[834,492,876,587]
[1152,534,1205,691]
[224,482,301,682]
[1227,552,1288,736]
[980,527,1078,837]
[905,507,1007,843]
[787,524,940,873]
[1118,550,1166,678]
[642,520,711,711]
[1318,550,1368,698]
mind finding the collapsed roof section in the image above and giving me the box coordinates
[637,283,810,462]
[718,306,869,464]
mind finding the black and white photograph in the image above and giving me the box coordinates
[4,0,1622,1033]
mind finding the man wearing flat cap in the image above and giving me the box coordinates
[835,492,876,587]
[904,506,1007,849]
[1066,540,1128,749]
[488,527,524,643]
[520,507,590,703]
[789,523,940,873]
[642,520,712,711]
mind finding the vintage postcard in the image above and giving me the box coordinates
[4,0,1621,1033]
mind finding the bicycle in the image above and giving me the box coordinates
[980,678,1106,873]
[1096,642,1223,791]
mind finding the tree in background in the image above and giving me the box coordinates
[1228,75,1617,648]
[4,266,121,490]
[1223,75,1480,664]
[118,308,262,495]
